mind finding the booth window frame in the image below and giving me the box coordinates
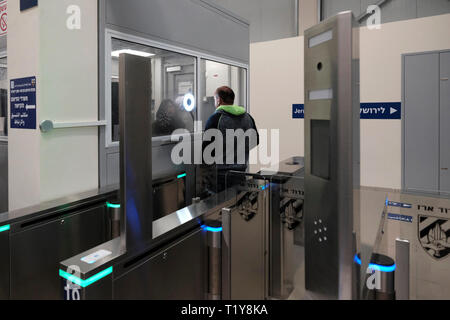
[104,29,250,148]
[0,50,7,142]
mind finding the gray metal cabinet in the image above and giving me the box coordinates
[440,52,450,192]
[10,205,107,299]
[404,53,440,192]
[403,50,450,194]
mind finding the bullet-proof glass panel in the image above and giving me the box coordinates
[199,59,247,130]
[311,120,330,180]
[110,38,197,142]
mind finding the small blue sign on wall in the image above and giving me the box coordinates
[388,201,412,209]
[388,213,413,223]
[292,104,304,119]
[20,0,38,11]
[360,102,401,120]
[10,77,37,130]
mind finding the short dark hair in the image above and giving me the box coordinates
[216,86,235,105]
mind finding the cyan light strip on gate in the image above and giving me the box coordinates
[59,266,113,288]
[106,202,121,209]
[0,225,10,233]
[177,173,187,179]
[201,225,222,233]
[354,254,396,273]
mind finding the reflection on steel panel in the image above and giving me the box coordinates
[119,53,153,251]
[153,176,186,221]
[10,205,107,300]
[113,229,205,300]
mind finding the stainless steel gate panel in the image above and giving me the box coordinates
[222,178,269,300]
[269,175,304,299]
[113,228,205,300]
[0,223,9,299]
[10,205,107,300]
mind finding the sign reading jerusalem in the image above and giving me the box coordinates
[10,77,37,130]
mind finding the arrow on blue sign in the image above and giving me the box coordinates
[360,102,401,120]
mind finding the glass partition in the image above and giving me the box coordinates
[199,59,247,130]
[110,38,197,143]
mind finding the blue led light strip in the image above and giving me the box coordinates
[177,173,187,179]
[59,266,113,288]
[0,225,10,233]
[354,254,396,273]
[201,225,222,233]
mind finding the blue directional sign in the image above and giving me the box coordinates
[388,213,413,223]
[10,77,37,130]
[20,0,38,11]
[292,104,304,119]
[294,102,401,120]
[360,102,401,120]
[388,201,412,209]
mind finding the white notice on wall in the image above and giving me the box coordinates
[178,81,193,95]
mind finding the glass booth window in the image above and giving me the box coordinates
[199,60,247,130]
[110,39,196,142]
[0,56,7,137]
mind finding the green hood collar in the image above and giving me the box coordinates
[216,105,246,116]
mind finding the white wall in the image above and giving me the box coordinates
[8,0,41,209]
[360,13,450,189]
[249,13,450,189]
[249,36,304,172]
[8,0,98,210]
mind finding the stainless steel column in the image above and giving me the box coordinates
[119,53,153,252]
[221,208,232,300]
[107,202,121,239]
[206,221,222,300]
[395,239,410,300]
[304,11,360,299]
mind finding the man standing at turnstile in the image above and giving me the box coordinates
[202,86,259,193]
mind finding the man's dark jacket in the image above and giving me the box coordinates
[203,105,259,171]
